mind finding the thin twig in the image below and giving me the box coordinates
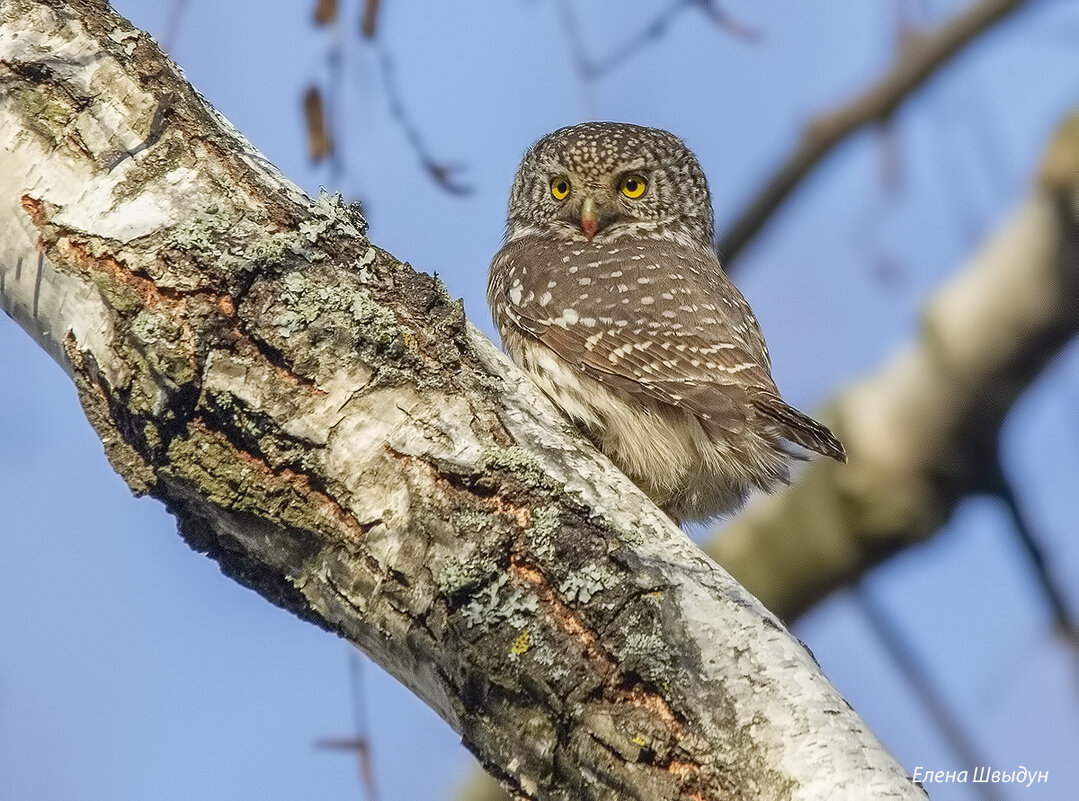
[716,0,1028,266]
[691,0,761,42]
[376,45,472,195]
[327,9,345,187]
[854,585,995,801]
[315,651,380,801]
[314,0,338,27]
[556,0,757,82]
[303,86,334,164]
[990,460,1078,646]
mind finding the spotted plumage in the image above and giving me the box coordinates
[489,122,844,522]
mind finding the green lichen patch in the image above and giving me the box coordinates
[602,599,682,699]
[12,85,74,148]
[269,268,401,354]
[431,509,505,599]
[528,634,571,682]
[127,308,197,387]
[349,287,403,352]
[164,423,346,541]
[460,573,538,630]
[159,191,369,295]
[242,265,412,384]
[200,388,318,472]
[477,445,558,494]
[527,503,562,558]
[90,272,143,315]
[165,204,325,285]
[619,632,673,682]
[5,60,91,155]
[166,204,234,254]
[304,190,367,243]
[558,562,619,604]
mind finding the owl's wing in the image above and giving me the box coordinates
[491,236,845,460]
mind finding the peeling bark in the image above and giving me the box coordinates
[0,2,927,798]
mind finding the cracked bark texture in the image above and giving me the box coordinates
[0,2,927,799]
[707,113,1079,621]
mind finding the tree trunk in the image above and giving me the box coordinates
[0,2,926,798]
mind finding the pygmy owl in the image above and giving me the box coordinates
[488,122,845,523]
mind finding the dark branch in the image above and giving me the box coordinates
[376,45,473,195]
[556,0,757,82]
[854,585,996,801]
[716,0,1028,266]
[315,652,380,800]
[990,461,1078,646]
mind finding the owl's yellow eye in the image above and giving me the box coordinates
[550,177,571,200]
[620,174,647,199]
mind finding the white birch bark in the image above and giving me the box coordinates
[0,1,927,798]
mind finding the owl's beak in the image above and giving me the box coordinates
[579,197,599,240]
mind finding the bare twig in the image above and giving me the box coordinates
[316,652,380,801]
[308,1,345,185]
[692,0,761,42]
[716,0,1028,265]
[162,0,190,52]
[854,586,995,801]
[376,45,472,195]
[556,0,757,82]
[314,0,338,27]
[308,1,469,197]
[990,461,1078,645]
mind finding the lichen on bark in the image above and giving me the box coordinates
[0,2,930,798]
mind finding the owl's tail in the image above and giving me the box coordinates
[752,392,847,463]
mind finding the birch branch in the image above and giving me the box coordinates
[707,111,1079,621]
[716,0,1028,265]
[0,1,924,799]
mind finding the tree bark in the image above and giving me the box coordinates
[706,113,1079,621]
[0,2,926,799]
[457,107,1079,801]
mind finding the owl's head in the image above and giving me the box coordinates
[504,121,714,250]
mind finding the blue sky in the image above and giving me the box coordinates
[2,2,1077,799]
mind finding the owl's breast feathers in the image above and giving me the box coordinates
[489,234,845,462]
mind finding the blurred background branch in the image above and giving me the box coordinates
[991,441,1079,645]
[555,0,759,83]
[306,0,470,195]
[706,110,1079,623]
[716,0,1029,267]
[853,583,996,801]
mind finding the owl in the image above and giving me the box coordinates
[488,122,845,523]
